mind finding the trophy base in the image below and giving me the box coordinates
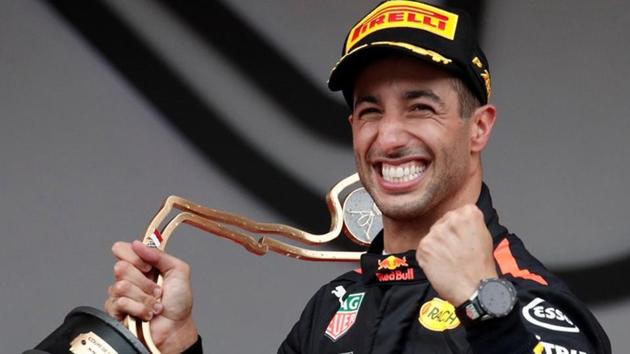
[25,306,149,354]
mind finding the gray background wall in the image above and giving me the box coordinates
[1,0,628,352]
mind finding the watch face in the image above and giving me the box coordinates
[478,280,516,317]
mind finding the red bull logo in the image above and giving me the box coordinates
[376,268,415,282]
[377,255,409,270]
[376,255,414,282]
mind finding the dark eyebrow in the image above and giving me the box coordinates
[353,95,378,109]
[353,90,445,109]
[404,90,444,108]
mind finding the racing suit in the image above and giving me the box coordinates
[277,184,611,354]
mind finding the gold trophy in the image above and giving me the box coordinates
[26,173,382,354]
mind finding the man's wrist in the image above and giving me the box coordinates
[449,269,499,307]
[157,317,199,354]
[450,282,479,308]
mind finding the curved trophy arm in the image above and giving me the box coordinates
[125,173,381,353]
[144,173,362,246]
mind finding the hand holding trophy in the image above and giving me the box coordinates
[25,173,381,353]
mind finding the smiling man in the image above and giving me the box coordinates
[105,1,611,353]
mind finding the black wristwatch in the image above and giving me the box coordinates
[455,278,517,327]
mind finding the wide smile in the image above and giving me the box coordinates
[374,159,430,191]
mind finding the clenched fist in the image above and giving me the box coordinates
[104,241,198,354]
[415,204,498,307]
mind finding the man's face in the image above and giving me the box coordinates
[350,56,474,220]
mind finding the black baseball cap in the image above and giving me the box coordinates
[328,0,491,106]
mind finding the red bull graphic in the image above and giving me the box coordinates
[377,255,409,270]
[376,268,415,282]
[376,255,415,282]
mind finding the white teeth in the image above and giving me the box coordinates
[381,161,427,183]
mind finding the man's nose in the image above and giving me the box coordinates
[375,114,408,153]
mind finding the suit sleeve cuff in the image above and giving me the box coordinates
[463,305,538,354]
[181,335,203,354]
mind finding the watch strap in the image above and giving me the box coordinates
[456,290,485,327]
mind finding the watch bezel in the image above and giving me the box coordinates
[476,278,517,318]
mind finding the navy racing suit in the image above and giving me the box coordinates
[277,184,611,354]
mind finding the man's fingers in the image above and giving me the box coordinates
[112,241,152,273]
[104,295,158,322]
[113,241,188,280]
[108,278,160,309]
[131,240,188,276]
[113,260,161,296]
[112,260,161,296]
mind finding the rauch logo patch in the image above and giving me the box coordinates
[325,292,365,341]
[418,297,460,332]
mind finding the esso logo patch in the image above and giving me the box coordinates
[522,298,580,333]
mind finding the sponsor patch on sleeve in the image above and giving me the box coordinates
[418,297,460,332]
[522,298,580,333]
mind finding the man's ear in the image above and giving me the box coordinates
[470,104,497,153]
[347,114,354,126]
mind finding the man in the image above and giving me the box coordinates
[105,1,611,353]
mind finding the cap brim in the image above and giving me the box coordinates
[327,41,457,92]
